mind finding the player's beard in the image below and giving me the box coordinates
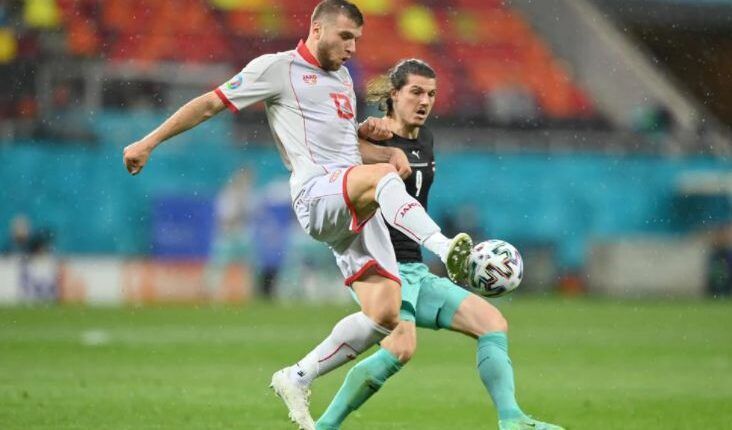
[316,41,341,71]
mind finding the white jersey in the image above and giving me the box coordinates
[215,41,362,200]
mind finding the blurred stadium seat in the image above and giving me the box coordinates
[5,0,597,122]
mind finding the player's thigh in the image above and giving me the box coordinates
[351,273,401,329]
[412,273,470,331]
[345,163,398,217]
[449,294,508,338]
[396,262,428,325]
[293,169,354,244]
[296,167,391,244]
[380,320,417,364]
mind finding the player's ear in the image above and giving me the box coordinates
[311,20,323,40]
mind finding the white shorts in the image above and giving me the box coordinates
[293,166,401,286]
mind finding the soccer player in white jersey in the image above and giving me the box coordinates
[315,59,565,430]
[122,1,473,429]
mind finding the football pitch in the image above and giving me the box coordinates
[1,297,730,429]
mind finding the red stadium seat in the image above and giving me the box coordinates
[67,17,101,57]
[51,0,596,118]
[454,0,504,9]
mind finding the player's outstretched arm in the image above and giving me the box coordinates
[358,139,412,179]
[358,117,393,141]
[123,91,226,175]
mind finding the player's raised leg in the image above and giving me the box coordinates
[450,294,565,430]
[271,273,400,430]
[315,321,416,430]
[345,163,473,283]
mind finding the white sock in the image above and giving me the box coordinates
[423,232,451,262]
[375,172,441,246]
[288,312,391,387]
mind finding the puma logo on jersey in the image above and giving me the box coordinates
[411,150,420,159]
[302,74,318,85]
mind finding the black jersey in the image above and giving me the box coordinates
[375,127,436,263]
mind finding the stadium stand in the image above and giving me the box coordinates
[4,0,597,123]
[2,0,731,303]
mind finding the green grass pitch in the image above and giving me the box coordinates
[1,297,731,429]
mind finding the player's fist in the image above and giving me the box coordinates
[358,117,393,141]
[123,140,154,175]
[389,147,412,179]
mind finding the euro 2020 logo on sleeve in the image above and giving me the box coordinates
[227,74,243,90]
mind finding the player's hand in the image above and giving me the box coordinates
[123,140,154,175]
[389,148,412,179]
[358,117,393,141]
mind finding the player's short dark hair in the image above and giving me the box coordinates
[366,59,436,115]
[311,0,364,26]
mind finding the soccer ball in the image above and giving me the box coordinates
[466,240,523,298]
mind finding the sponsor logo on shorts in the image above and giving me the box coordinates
[303,74,318,85]
[398,202,420,217]
[329,169,342,183]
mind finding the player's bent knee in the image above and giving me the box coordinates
[354,275,401,330]
[363,297,400,330]
[479,311,508,335]
[492,313,508,333]
[381,323,417,363]
[459,297,508,337]
[373,163,398,176]
[369,163,398,184]
[382,337,416,363]
[365,307,400,331]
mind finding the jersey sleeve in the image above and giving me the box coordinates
[215,54,286,112]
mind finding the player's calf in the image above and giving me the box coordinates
[451,294,508,338]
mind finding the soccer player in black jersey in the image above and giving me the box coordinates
[315,60,565,430]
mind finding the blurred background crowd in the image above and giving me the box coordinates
[1,0,732,304]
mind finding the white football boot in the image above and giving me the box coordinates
[270,368,315,430]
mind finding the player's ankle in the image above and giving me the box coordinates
[423,232,449,260]
[288,363,314,387]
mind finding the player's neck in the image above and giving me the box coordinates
[388,117,420,140]
[304,38,322,67]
